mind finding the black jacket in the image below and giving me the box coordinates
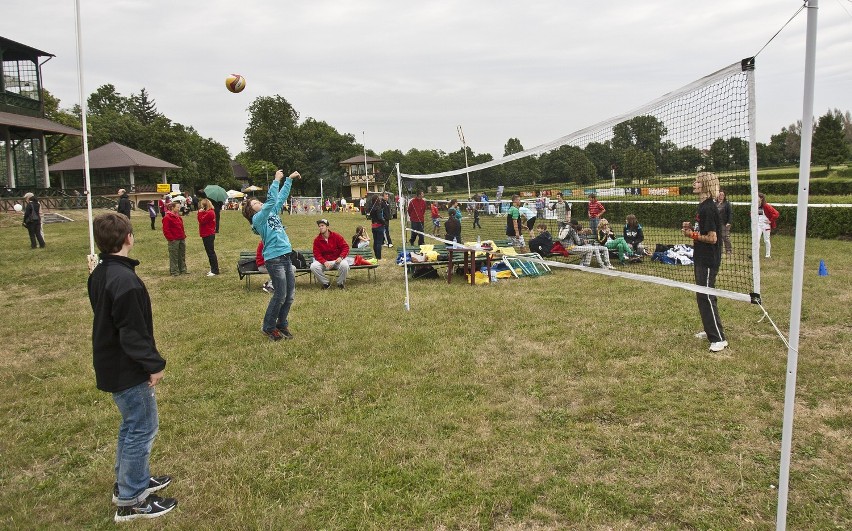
[23,200,41,225]
[117,194,132,217]
[88,254,165,392]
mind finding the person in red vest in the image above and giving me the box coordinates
[311,219,350,289]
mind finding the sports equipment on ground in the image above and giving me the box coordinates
[225,74,246,93]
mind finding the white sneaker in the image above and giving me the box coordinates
[694,331,707,340]
[709,340,728,352]
[206,271,217,277]
[607,265,616,270]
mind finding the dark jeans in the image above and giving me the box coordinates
[372,226,384,259]
[202,234,219,274]
[695,263,725,343]
[383,222,392,245]
[150,216,156,230]
[263,254,295,332]
[26,222,45,248]
[409,221,424,245]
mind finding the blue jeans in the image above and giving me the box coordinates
[112,381,159,506]
[589,217,600,237]
[264,254,295,332]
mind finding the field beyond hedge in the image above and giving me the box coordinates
[0,208,850,529]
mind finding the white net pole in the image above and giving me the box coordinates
[75,0,97,272]
[776,1,818,528]
[396,163,411,311]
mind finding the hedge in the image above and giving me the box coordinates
[593,202,852,239]
[682,178,852,197]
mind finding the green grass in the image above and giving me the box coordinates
[1,208,850,529]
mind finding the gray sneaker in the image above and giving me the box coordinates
[709,340,729,352]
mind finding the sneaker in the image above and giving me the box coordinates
[112,475,172,504]
[606,265,616,270]
[277,327,294,340]
[206,271,217,277]
[337,284,345,290]
[114,494,177,522]
[694,331,708,340]
[321,283,330,290]
[263,329,284,341]
[261,281,274,294]
[709,340,729,352]
[387,243,394,248]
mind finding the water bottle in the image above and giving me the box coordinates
[477,235,481,247]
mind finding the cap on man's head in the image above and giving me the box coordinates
[317,218,330,226]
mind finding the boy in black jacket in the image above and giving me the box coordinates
[88,212,177,522]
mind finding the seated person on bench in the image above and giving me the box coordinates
[311,218,349,289]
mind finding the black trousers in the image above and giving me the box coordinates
[202,234,219,274]
[409,222,424,245]
[694,263,725,343]
[27,222,45,248]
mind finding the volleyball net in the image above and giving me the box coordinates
[398,59,761,303]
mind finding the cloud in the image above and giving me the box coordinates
[2,0,849,160]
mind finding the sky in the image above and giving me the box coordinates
[2,1,851,162]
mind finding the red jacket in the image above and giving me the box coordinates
[313,231,349,262]
[762,202,779,229]
[197,209,216,237]
[407,196,426,223]
[162,211,186,241]
[256,241,265,267]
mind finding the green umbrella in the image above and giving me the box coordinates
[203,184,228,203]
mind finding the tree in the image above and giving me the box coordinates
[726,137,749,169]
[783,121,802,164]
[243,96,300,170]
[87,84,128,115]
[811,111,849,170]
[622,148,657,184]
[539,145,595,185]
[584,141,615,179]
[128,88,160,125]
[612,116,668,167]
[499,138,540,187]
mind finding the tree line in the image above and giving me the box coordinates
[46,86,851,197]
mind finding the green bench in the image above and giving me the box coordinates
[238,247,379,290]
[298,247,379,284]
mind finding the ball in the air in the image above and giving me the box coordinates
[14,203,23,212]
[225,74,246,93]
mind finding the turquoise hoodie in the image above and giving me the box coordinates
[252,178,293,260]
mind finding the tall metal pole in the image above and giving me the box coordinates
[776,1,818,529]
[457,125,471,199]
[396,163,410,311]
[75,0,96,271]
[363,131,370,194]
[320,178,324,207]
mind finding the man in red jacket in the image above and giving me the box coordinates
[407,189,427,246]
[311,218,350,289]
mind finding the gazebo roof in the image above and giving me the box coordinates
[49,142,181,171]
[0,36,54,61]
[339,155,383,165]
[0,111,83,137]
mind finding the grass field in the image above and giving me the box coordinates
[1,207,850,529]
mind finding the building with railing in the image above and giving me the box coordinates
[1,36,83,189]
[339,155,383,199]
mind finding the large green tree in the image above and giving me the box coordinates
[612,116,668,167]
[243,95,300,169]
[539,145,596,185]
[811,110,849,170]
[499,138,540,187]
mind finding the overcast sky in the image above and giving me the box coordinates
[3,1,850,162]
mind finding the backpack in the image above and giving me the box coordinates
[289,250,308,269]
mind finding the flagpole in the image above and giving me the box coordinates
[75,0,96,271]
